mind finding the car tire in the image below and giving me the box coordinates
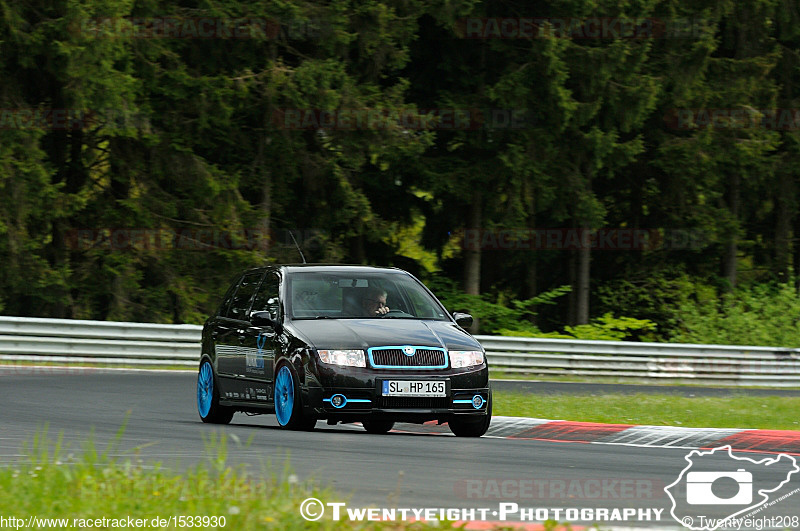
[274,363,316,430]
[448,388,492,437]
[197,360,234,425]
[362,420,395,434]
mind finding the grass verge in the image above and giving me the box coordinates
[489,370,800,389]
[493,391,800,430]
[0,427,596,530]
[0,428,434,530]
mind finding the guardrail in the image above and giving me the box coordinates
[0,316,798,386]
[476,335,800,387]
[0,316,201,367]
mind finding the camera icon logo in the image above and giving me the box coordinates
[666,446,799,530]
[686,468,752,505]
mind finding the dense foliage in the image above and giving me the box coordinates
[2,0,800,343]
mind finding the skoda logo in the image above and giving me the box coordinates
[403,346,415,356]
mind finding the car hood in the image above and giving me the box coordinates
[287,319,482,352]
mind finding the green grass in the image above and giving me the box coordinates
[489,370,800,389]
[1,427,593,530]
[493,391,800,430]
[0,428,435,530]
[0,426,621,531]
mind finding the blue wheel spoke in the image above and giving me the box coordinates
[275,366,295,426]
[197,363,214,418]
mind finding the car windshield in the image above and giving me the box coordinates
[287,271,449,320]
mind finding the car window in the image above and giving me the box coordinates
[291,277,341,316]
[217,276,240,317]
[226,271,264,321]
[251,272,280,321]
[287,271,448,320]
[405,285,439,318]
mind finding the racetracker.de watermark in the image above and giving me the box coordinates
[73,17,280,39]
[271,108,532,130]
[64,228,324,251]
[666,108,800,131]
[0,515,226,529]
[0,109,149,131]
[454,478,664,500]
[455,17,712,39]
[299,498,665,523]
[460,228,706,251]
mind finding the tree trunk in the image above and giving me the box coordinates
[464,191,482,296]
[567,251,577,326]
[525,260,537,299]
[794,206,800,294]
[524,190,537,325]
[775,171,792,283]
[723,173,740,290]
[463,191,482,333]
[350,230,366,263]
[574,166,593,325]
[524,187,537,298]
[576,232,590,325]
[256,138,274,256]
[48,127,85,318]
[106,137,132,320]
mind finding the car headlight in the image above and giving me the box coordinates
[317,349,366,368]
[449,350,484,369]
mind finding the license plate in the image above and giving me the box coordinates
[381,380,446,397]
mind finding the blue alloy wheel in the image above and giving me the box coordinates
[197,362,214,418]
[197,361,233,424]
[274,365,295,426]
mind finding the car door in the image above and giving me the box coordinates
[211,274,244,379]
[221,271,265,391]
[240,271,281,402]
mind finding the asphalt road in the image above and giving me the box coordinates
[2,369,799,529]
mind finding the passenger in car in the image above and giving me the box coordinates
[360,287,391,316]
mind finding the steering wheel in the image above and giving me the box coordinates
[379,309,411,318]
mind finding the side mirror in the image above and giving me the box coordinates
[251,311,279,330]
[453,312,473,329]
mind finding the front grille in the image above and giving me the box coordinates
[369,346,447,369]
[378,397,450,409]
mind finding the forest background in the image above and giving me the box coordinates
[3,0,800,346]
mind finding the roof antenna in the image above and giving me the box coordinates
[288,230,307,264]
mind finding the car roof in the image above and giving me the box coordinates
[283,264,406,274]
[240,264,408,275]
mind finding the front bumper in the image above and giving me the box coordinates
[304,363,490,423]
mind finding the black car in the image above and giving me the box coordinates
[197,264,491,436]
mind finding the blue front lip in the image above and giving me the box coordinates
[323,394,372,408]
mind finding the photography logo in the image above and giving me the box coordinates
[665,446,799,530]
[686,469,752,506]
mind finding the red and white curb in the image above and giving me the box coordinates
[388,418,798,531]
[391,416,800,455]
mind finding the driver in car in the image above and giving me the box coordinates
[361,287,391,316]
